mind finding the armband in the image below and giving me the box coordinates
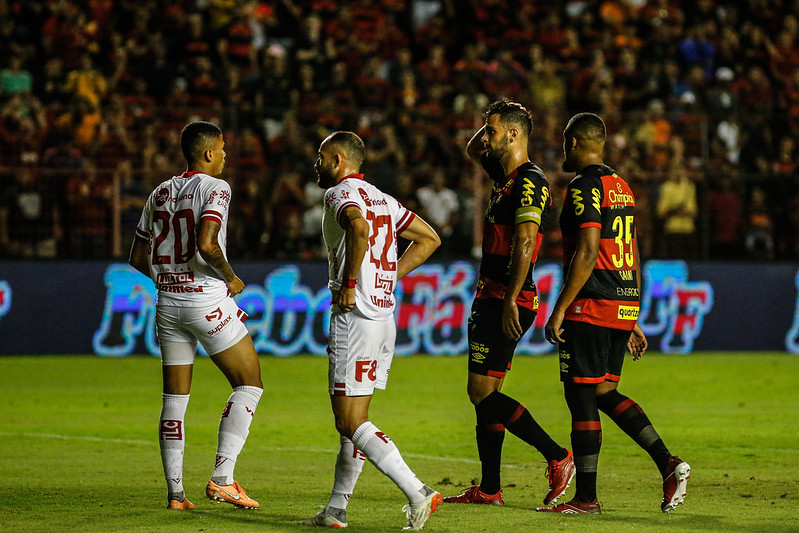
[342,278,357,289]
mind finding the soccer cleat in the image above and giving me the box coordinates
[661,455,691,513]
[543,449,576,505]
[442,485,504,505]
[299,506,348,528]
[206,479,259,509]
[536,497,601,514]
[167,497,195,510]
[402,486,442,530]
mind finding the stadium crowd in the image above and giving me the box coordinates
[1,0,798,261]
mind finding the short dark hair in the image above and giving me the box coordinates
[564,113,606,143]
[180,121,222,163]
[484,99,533,138]
[326,131,366,167]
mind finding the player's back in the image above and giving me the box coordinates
[322,176,415,320]
[137,171,232,307]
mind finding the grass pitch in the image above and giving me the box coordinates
[1,353,797,532]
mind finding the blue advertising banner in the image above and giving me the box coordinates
[0,260,796,355]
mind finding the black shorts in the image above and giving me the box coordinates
[468,298,536,378]
[559,320,630,384]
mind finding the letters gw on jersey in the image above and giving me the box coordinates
[560,164,640,330]
[135,171,232,307]
[322,174,415,321]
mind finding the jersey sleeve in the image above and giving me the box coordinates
[512,170,550,226]
[325,183,363,227]
[200,179,231,225]
[566,175,603,229]
[134,193,155,240]
[480,153,505,182]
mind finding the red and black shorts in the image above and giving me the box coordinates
[558,319,630,384]
[467,298,536,378]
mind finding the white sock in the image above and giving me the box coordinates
[351,421,426,504]
[327,436,366,509]
[160,393,190,500]
[211,385,262,485]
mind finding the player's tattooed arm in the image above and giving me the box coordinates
[198,218,245,295]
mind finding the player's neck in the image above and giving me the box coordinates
[577,155,604,172]
[501,150,529,177]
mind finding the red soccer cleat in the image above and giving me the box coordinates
[543,449,576,505]
[661,455,691,513]
[536,497,601,514]
[443,485,504,505]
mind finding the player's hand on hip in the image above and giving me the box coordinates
[333,288,356,312]
[502,299,522,340]
[227,276,245,296]
[544,311,565,345]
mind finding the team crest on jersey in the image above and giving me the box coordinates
[156,188,170,206]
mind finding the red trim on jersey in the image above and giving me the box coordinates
[476,277,539,311]
[179,171,204,178]
[507,404,526,425]
[336,201,360,225]
[611,398,636,418]
[135,228,149,240]
[579,222,602,229]
[573,421,602,431]
[201,211,223,225]
[341,173,364,181]
[565,298,638,331]
[487,369,507,378]
[236,309,248,322]
[397,211,416,233]
[572,372,621,384]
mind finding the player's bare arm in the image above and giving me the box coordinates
[396,215,441,279]
[128,236,150,277]
[545,226,600,344]
[502,221,538,341]
[466,125,487,164]
[334,205,369,312]
[628,238,648,359]
[197,218,243,295]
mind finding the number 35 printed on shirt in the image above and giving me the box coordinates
[611,214,635,269]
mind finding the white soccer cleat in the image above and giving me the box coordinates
[403,486,442,530]
[299,506,348,529]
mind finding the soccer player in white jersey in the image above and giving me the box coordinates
[300,131,442,530]
[128,121,263,511]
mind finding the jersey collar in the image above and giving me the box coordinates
[340,173,364,181]
[179,170,204,178]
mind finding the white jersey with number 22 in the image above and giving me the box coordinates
[322,175,415,321]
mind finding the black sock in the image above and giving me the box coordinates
[565,383,601,502]
[475,401,505,494]
[480,390,566,462]
[596,390,671,474]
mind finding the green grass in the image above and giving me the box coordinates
[1,353,798,532]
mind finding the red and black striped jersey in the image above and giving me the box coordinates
[476,154,551,311]
[560,164,639,330]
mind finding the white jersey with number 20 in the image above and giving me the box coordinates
[135,171,231,307]
[322,175,415,321]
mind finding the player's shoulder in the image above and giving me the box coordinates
[519,162,548,184]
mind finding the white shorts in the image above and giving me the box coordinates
[328,311,395,396]
[156,297,249,365]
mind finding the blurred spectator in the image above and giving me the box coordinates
[656,165,698,259]
[0,165,59,258]
[744,186,775,260]
[0,56,33,97]
[707,173,744,260]
[416,167,459,255]
[64,163,112,258]
[633,98,672,169]
[64,54,107,108]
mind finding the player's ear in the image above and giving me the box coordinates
[204,148,213,163]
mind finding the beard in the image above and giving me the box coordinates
[316,166,336,189]
[485,138,508,160]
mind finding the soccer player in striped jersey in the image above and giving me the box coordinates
[539,112,690,514]
[129,121,263,511]
[301,131,442,530]
[443,100,575,508]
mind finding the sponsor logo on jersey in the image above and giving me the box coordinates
[156,188,170,206]
[521,177,536,207]
[370,295,393,308]
[155,284,204,293]
[358,188,388,207]
[616,286,639,297]
[617,305,639,320]
[156,272,195,285]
